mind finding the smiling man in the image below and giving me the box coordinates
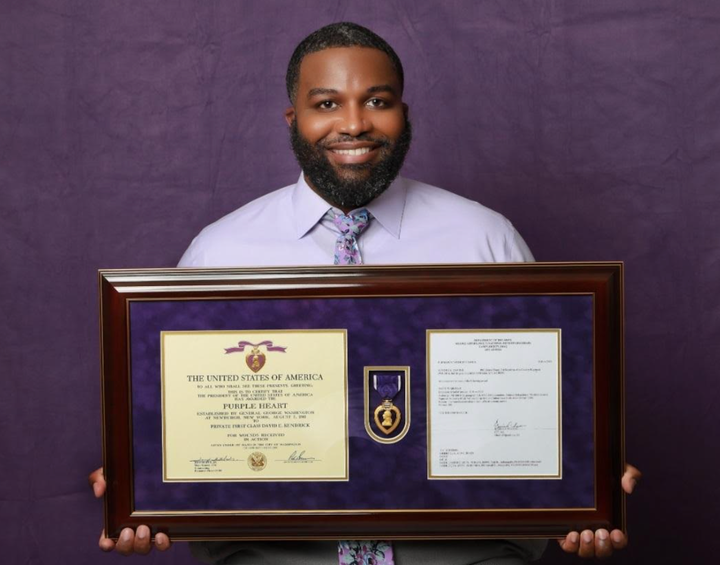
[174,23,534,269]
[90,22,640,564]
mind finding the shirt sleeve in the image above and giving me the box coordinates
[506,225,535,262]
[177,236,204,268]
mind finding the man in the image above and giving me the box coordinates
[90,22,640,563]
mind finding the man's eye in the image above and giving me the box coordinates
[318,100,337,110]
[367,98,387,108]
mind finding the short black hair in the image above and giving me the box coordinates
[286,22,404,104]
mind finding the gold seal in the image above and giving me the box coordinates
[247,451,267,471]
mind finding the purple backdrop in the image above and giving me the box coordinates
[1,1,718,563]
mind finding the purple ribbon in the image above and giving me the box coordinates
[375,374,401,400]
[225,340,287,354]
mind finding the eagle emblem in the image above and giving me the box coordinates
[247,451,267,472]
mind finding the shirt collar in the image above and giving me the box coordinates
[365,175,406,239]
[291,173,407,240]
[291,174,334,239]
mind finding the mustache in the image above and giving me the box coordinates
[319,134,391,148]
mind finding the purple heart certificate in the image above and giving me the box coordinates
[160,330,348,482]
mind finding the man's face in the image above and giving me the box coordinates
[285,47,411,211]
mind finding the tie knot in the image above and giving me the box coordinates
[333,209,369,237]
[328,209,370,265]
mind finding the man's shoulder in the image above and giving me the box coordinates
[402,177,514,230]
[177,183,297,267]
[198,183,295,240]
[395,177,534,263]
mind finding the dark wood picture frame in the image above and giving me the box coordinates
[99,262,625,541]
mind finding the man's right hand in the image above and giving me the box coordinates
[89,467,172,555]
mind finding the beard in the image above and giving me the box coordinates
[289,117,412,210]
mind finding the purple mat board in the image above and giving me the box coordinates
[129,294,594,512]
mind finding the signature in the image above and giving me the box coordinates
[286,450,317,462]
[190,456,239,464]
[493,420,526,432]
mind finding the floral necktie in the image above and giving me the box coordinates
[332,209,392,562]
[338,540,394,565]
[332,209,370,265]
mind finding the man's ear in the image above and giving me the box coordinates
[284,106,296,127]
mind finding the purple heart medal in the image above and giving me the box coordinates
[373,373,402,435]
[245,346,266,372]
[224,340,287,373]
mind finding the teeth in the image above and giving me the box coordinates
[333,147,371,156]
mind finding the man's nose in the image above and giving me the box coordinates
[337,104,371,136]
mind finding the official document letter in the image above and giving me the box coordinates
[427,330,561,479]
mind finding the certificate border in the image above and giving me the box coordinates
[159,329,349,483]
[99,262,624,541]
[426,329,562,480]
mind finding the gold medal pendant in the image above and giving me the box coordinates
[373,398,401,435]
[364,366,411,444]
[245,346,266,373]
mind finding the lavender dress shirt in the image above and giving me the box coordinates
[178,174,534,268]
[181,173,545,564]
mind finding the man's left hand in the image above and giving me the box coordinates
[558,463,641,559]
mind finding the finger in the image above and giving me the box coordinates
[133,525,152,555]
[558,531,579,553]
[610,529,628,550]
[578,529,595,558]
[622,463,642,494]
[594,529,612,559]
[98,529,115,552]
[115,527,135,556]
[155,532,172,551]
[88,467,106,498]
[88,467,104,485]
[92,480,105,498]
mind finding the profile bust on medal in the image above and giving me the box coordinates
[88,21,641,563]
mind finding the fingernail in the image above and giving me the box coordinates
[611,531,624,543]
[570,532,579,544]
[137,527,147,540]
[121,529,132,542]
[582,531,593,543]
[629,479,637,493]
[93,483,101,497]
[598,530,608,541]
